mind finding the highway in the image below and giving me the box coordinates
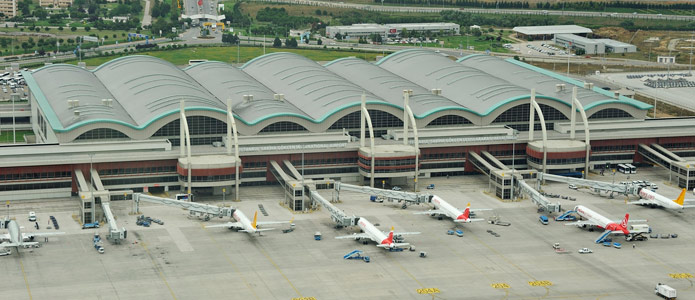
[250,0,695,22]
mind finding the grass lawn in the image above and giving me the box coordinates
[439,34,511,53]
[65,45,385,66]
[0,130,33,143]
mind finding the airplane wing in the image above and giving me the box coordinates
[23,232,65,240]
[565,220,597,227]
[468,208,493,213]
[205,222,243,229]
[467,218,486,222]
[628,199,660,207]
[335,233,372,241]
[377,242,410,248]
[413,209,444,215]
[255,221,290,226]
[393,232,421,236]
[240,228,274,233]
[0,233,9,242]
[684,199,695,208]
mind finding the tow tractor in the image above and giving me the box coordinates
[344,250,370,263]
[93,233,105,254]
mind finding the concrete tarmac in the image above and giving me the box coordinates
[1,166,694,299]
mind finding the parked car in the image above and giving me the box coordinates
[391,186,402,191]
[568,184,578,190]
[578,248,593,254]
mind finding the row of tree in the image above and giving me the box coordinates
[372,0,695,10]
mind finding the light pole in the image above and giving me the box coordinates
[511,129,518,200]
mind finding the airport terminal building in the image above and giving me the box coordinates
[3,49,695,218]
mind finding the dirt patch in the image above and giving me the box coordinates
[593,27,631,41]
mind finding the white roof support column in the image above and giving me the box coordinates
[227,99,240,201]
[528,90,536,142]
[570,87,577,140]
[530,89,548,182]
[571,88,591,179]
[361,105,376,188]
[403,90,410,145]
[404,103,419,192]
[180,100,192,198]
[360,93,366,148]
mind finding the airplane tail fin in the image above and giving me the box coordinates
[381,226,395,246]
[252,211,258,229]
[674,188,686,206]
[620,213,629,229]
[457,203,471,221]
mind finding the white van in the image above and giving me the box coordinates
[28,211,36,222]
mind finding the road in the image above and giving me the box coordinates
[250,0,695,21]
[142,0,152,27]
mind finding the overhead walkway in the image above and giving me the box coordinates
[517,179,562,214]
[332,182,431,206]
[101,202,127,243]
[651,144,686,162]
[269,160,308,211]
[481,151,510,170]
[75,168,127,243]
[638,144,695,189]
[283,160,304,180]
[132,193,234,218]
[309,190,358,227]
[536,172,634,197]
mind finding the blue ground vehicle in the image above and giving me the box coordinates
[82,221,100,229]
[539,215,549,225]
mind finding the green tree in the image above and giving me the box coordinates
[273,36,282,47]
[85,26,91,32]
[317,39,322,45]
[334,32,342,40]
[71,26,77,32]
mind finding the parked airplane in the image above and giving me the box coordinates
[0,220,65,253]
[205,209,292,235]
[414,195,491,223]
[335,217,420,250]
[566,205,645,243]
[632,188,695,210]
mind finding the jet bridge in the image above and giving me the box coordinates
[132,193,234,219]
[101,202,127,244]
[309,190,359,228]
[536,172,634,197]
[517,179,562,214]
[332,182,431,206]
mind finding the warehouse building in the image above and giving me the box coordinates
[7,49,695,208]
[554,34,637,54]
[512,25,592,40]
[325,23,460,40]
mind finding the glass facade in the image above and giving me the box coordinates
[260,121,308,133]
[153,116,227,146]
[328,110,403,130]
[426,115,472,127]
[76,128,129,140]
[588,108,631,120]
[493,103,568,123]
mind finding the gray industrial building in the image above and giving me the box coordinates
[325,23,460,40]
[513,25,592,40]
[554,34,637,54]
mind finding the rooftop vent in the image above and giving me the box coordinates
[614,91,620,99]
[67,99,80,108]
[243,95,254,103]
[431,88,442,95]
[74,110,80,117]
[555,83,566,92]
[273,94,285,101]
[101,99,113,107]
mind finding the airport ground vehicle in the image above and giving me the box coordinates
[426,184,435,189]
[578,248,593,254]
[568,184,578,190]
[613,242,622,249]
[82,221,100,229]
[455,230,463,237]
[539,215,549,225]
[655,283,676,299]
[28,212,36,222]
[314,232,322,240]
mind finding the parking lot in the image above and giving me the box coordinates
[1,166,694,299]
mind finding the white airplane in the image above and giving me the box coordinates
[414,195,491,223]
[0,220,65,253]
[565,205,645,243]
[205,209,292,235]
[632,188,695,210]
[335,217,420,249]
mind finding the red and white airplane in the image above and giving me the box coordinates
[205,209,292,236]
[335,217,419,250]
[632,188,695,210]
[566,205,646,243]
[414,195,491,223]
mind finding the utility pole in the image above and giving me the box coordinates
[690,31,694,75]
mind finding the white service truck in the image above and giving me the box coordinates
[655,283,676,300]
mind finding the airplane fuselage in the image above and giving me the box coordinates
[7,220,21,244]
[431,195,468,222]
[639,189,682,210]
[232,210,255,234]
[357,218,387,244]
[575,205,612,229]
